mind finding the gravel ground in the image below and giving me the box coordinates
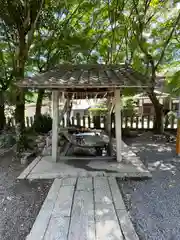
[0,151,53,240]
[117,133,180,240]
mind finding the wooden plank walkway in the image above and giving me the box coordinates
[26,177,139,240]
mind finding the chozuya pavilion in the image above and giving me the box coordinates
[17,64,151,179]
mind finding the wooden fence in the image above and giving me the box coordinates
[5,114,178,130]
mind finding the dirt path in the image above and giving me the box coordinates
[0,151,52,240]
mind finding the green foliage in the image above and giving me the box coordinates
[88,104,107,116]
[122,97,137,116]
[0,0,179,137]
[0,133,16,148]
[166,70,180,96]
[33,114,52,134]
[88,107,108,116]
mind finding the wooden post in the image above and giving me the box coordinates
[52,90,59,162]
[106,95,112,156]
[88,116,91,128]
[30,116,33,127]
[66,94,72,127]
[76,113,80,127]
[25,117,28,128]
[115,88,122,162]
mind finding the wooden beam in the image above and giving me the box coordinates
[52,90,59,162]
[56,156,116,161]
[115,88,122,162]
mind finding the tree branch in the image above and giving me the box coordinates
[155,12,180,70]
[2,21,16,70]
[175,30,180,43]
[27,0,44,50]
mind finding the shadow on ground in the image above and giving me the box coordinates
[117,133,180,240]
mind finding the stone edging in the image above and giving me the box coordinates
[20,151,37,165]
[18,156,42,179]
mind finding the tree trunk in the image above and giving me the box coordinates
[13,2,43,160]
[148,90,164,134]
[15,90,26,158]
[35,89,44,119]
[0,91,5,131]
[13,33,27,159]
[15,91,25,129]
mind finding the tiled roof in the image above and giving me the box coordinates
[17,64,151,90]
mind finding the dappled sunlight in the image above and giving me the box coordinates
[146,143,173,152]
[87,228,96,240]
[157,146,173,152]
[96,208,110,216]
[159,163,176,171]
[122,151,136,157]
[148,160,176,172]
[147,143,161,147]
[96,220,122,240]
[101,196,112,204]
[95,192,123,239]
[124,136,178,176]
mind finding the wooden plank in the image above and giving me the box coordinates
[52,185,75,217]
[108,177,126,210]
[44,216,70,240]
[76,177,92,191]
[26,179,62,240]
[18,156,42,179]
[93,177,113,204]
[61,177,77,186]
[95,202,124,240]
[116,210,139,240]
[68,190,95,240]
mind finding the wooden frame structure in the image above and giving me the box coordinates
[18,64,150,162]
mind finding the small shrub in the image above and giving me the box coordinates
[33,114,52,133]
[0,134,16,148]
